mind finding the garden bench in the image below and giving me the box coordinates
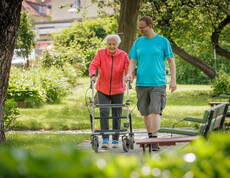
[136,102,229,153]
[208,94,230,117]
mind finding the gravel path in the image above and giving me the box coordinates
[77,129,188,158]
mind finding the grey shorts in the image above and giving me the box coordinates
[136,86,166,116]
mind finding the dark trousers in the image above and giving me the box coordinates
[97,91,124,140]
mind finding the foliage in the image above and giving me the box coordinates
[176,58,210,84]
[62,63,79,86]
[40,46,85,76]
[51,17,117,75]
[0,133,230,177]
[4,99,20,131]
[211,70,230,96]
[15,11,35,66]
[175,48,230,84]
[228,82,230,95]
[7,66,77,106]
[139,0,230,80]
[7,68,46,107]
[91,0,120,18]
[40,48,67,68]
[144,132,230,178]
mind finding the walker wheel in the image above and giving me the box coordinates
[122,137,130,152]
[92,137,99,153]
[129,135,134,150]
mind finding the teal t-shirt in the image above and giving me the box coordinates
[129,34,173,86]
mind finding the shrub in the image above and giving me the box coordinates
[62,63,79,86]
[40,48,66,68]
[39,67,71,104]
[211,70,230,96]
[7,68,45,107]
[7,66,77,106]
[4,99,20,131]
[40,46,87,76]
[0,133,230,177]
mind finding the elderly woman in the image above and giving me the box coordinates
[89,34,130,149]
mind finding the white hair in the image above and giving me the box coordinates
[104,34,121,44]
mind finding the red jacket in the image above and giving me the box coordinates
[89,48,130,95]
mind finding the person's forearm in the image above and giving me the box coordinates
[168,58,176,82]
[128,59,137,75]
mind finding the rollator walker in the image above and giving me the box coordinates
[89,80,134,152]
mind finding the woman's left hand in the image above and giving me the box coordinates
[91,76,96,82]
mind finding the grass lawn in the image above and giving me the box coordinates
[3,132,90,152]
[14,77,215,131]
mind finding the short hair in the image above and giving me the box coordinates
[104,34,121,44]
[139,16,153,26]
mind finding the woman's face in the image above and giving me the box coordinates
[107,38,119,54]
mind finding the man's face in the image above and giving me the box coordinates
[138,21,150,36]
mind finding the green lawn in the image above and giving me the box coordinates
[3,132,90,152]
[14,77,215,131]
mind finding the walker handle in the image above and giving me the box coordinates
[129,82,132,89]
[90,80,95,89]
[90,80,95,103]
[127,79,132,89]
[127,80,131,102]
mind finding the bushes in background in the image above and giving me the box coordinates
[176,58,210,84]
[4,99,20,131]
[211,70,230,96]
[7,65,77,107]
[175,44,230,85]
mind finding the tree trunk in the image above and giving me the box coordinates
[0,0,22,142]
[171,42,217,79]
[118,0,140,53]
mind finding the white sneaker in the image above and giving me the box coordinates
[112,140,119,149]
[101,138,109,149]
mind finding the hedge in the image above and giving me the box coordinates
[0,132,230,177]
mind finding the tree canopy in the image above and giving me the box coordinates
[90,0,230,79]
[139,0,230,79]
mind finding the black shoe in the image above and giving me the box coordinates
[152,144,160,151]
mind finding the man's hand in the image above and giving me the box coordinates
[169,80,177,93]
[125,74,133,83]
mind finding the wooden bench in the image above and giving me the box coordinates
[136,136,199,153]
[136,102,229,153]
